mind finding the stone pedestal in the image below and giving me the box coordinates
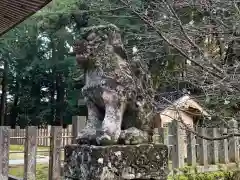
[64,144,169,180]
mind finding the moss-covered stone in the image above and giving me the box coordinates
[64,144,169,180]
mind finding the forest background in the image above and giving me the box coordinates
[1,0,239,128]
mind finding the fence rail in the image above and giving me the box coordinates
[2,116,240,179]
[9,125,73,147]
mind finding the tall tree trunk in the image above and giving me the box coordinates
[0,59,8,126]
[30,76,41,126]
[49,37,57,126]
[50,69,56,126]
[55,72,65,126]
[10,79,20,128]
[55,40,66,127]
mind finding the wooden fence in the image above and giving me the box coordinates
[9,125,73,147]
[162,119,240,174]
[2,116,240,179]
[0,116,86,180]
[9,116,87,147]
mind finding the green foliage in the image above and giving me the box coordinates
[0,0,90,126]
[0,0,166,126]
[9,164,48,179]
[8,164,240,180]
[169,168,235,180]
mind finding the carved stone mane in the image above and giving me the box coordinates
[74,24,134,92]
[73,24,153,145]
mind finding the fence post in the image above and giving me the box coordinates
[228,119,239,162]
[20,128,23,145]
[24,126,37,180]
[21,128,24,145]
[72,116,86,144]
[219,128,229,164]
[9,128,13,144]
[197,127,208,166]
[171,120,185,169]
[186,131,196,166]
[67,125,71,145]
[48,126,62,180]
[169,122,175,161]
[14,127,17,144]
[159,123,169,145]
[16,126,20,144]
[44,127,47,146]
[19,128,22,144]
[47,125,51,146]
[0,126,10,180]
[40,128,43,146]
[163,123,169,146]
[63,128,66,147]
[207,128,219,164]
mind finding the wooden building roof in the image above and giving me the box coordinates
[0,0,52,36]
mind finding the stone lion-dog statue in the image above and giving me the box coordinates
[73,24,154,145]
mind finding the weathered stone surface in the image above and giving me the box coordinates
[73,24,154,145]
[64,144,169,180]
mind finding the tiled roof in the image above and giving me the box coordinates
[159,94,209,117]
[0,0,52,36]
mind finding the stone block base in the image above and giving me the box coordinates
[64,144,169,180]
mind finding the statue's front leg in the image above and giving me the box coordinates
[76,98,102,145]
[96,91,126,145]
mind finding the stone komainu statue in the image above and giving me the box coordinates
[73,24,154,145]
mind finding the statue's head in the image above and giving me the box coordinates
[73,24,123,68]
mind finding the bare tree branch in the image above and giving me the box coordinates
[119,0,225,80]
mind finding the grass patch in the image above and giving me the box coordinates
[9,145,65,161]
[168,171,231,180]
[168,166,239,180]
[9,164,49,179]
[9,165,237,180]
[9,161,240,180]
[10,145,50,152]
[9,145,50,159]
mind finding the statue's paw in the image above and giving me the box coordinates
[119,127,149,145]
[76,129,97,145]
[96,133,118,145]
